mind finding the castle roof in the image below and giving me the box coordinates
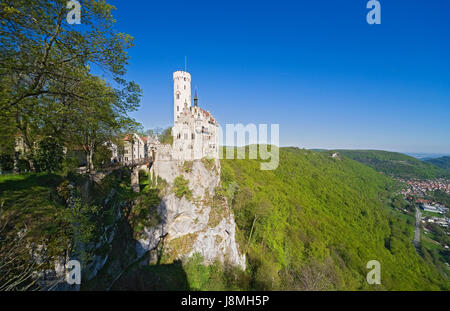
[123,133,146,143]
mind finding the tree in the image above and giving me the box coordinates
[94,144,113,168]
[159,127,173,145]
[0,0,141,170]
[0,0,135,111]
[68,74,140,173]
[34,136,64,173]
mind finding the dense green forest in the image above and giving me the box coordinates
[330,150,449,179]
[424,156,450,171]
[215,147,448,290]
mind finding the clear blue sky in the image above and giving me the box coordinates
[102,0,450,154]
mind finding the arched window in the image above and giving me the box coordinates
[176,93,180,99]
[192,133,195,139]
[177,106,179,112]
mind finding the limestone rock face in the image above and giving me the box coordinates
[137,159,245,269]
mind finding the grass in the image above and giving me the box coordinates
[421,210,445,218]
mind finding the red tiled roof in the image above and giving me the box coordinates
[198,107,217,124]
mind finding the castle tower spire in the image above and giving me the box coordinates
[194,89,198,107]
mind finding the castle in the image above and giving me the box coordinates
[121,70,219,163]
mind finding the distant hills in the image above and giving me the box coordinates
[326,150,450,179]
[424,156,450,170]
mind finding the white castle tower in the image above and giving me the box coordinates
[173,71,191,123]
[171,70,219,161]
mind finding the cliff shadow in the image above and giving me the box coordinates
[110,260,190,291]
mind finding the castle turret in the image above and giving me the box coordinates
[194,89,198,107]
[173,71,191,123]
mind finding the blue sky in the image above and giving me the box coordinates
[102,0,450,154]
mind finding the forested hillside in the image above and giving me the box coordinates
[219,147,448,290]
[332,150,448,179]
[424,156,450,171]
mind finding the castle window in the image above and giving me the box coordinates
[192,133,195,139]
[177,106,179,112]
[176,93,180,99]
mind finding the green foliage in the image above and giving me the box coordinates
[93,145,113,168]
[333,150,448,179]
[0,154,14,172]
[221,147,448,290]
[159,127,173,145]
[68,199,103,245]
[425,190,450,208]
[424,156,450,170]
[17,158,30,173]
[173,175,192,200]
[34,136,64,173]
[62,156,80,175]
[201,157,216,172]
[130,189,161,239]
[182,253,249,291]
[183,161,193,173]
[0,0,142,173]
[0,173,71,280]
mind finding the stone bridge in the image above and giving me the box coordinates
[127,157,154,193]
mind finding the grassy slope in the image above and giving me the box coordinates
[221,147,448,290]
[332,150,448,179]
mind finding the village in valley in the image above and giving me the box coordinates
[396,177,450,263]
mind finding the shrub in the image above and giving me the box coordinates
[201,157,216,172]
[62,157,79,175]
[0,154,14,172]
[173,175,192,200]
[183,161,193,173]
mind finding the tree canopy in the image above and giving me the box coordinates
[0,0,142,172]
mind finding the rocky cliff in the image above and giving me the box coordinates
[138,158,245,269]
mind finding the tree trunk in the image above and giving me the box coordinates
[88,147,94,174]
[245,215,258,254]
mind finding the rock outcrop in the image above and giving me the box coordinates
[137,159,246,269]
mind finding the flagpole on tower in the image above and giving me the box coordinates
[185,56,187,72]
